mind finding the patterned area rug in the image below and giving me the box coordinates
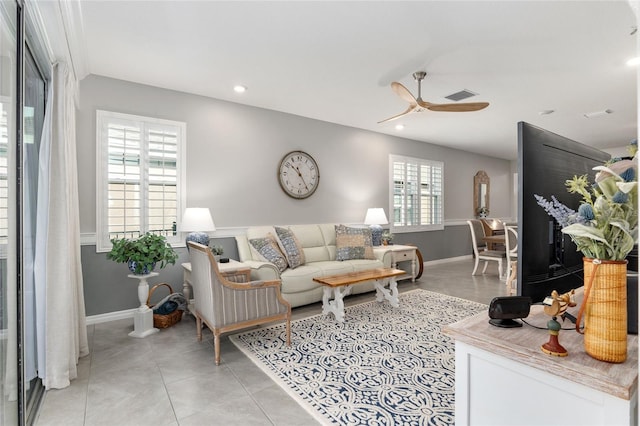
[229,289,487,425]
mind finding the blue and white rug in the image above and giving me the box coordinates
[230,289,487,425]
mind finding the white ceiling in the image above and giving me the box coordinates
[67,1,638,159]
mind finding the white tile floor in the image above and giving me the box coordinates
[35,258,508,426]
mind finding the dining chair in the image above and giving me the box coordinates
[467,219,506,278]
[504,226,518,294]
[188,241,291,365]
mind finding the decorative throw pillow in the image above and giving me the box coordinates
[249,234,288,273]
[274,226,306,269]
[335,224,375,261]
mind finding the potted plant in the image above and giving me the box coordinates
[381,230,394,245]
[107,232,179,275]
[210,244,224,261]
[477,206,489,218]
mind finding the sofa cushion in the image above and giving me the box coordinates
[289,224,331,263]
[335,224,375,261]
[249,234,288,273]
[280,264,324,293]
[274,226,306,269]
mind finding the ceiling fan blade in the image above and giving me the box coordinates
[418,100,489,112]
[377,104,417,124]
[391,82,417,104]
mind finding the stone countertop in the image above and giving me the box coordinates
[443,290,638,401]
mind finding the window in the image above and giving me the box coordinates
[389,154,444,232]
[96,111,186,251]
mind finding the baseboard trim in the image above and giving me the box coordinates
[86,308,136,325]
[424,254,472,266]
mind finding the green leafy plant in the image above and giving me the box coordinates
[536,141,637,260]
[381,230,394,244]
[477,206,489,217]
[107,233,179,274]
[210,244,224,255]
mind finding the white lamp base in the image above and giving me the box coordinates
[186,232,210,249]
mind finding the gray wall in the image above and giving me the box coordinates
[77,75,513,316]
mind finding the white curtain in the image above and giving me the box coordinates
[34,62,88,389]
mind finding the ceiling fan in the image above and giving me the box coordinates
[378,71,489,123]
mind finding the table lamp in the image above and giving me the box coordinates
[180,207,216,249]
[364,208,388,246]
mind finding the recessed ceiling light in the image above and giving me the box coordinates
[233,85,247,93]
[395,124,405,131]
[583,109,613,118]
[626,57,640,67]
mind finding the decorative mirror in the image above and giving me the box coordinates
[473,171,490,217]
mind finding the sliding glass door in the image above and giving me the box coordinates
[22,32,46,425]
[0,1,19,425]
[1,1,47,424]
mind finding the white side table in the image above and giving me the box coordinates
[373,244,418,282]
[128,272,160,338]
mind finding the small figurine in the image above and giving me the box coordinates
[541,289,576,357]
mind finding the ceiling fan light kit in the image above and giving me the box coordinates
[378,70,489,124]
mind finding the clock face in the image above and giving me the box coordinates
[278,151,320,199]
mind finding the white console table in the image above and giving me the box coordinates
[443,298,638,426]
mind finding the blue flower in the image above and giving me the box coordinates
[578,203,595,221]
[620,167,635,183]
[534,194,577,227]
[612,191,628,203]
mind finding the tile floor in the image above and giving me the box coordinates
[35,258,509,426]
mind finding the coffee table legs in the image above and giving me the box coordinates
[322,278,399,322]
[374,278,399,307]
[322,285,353,322]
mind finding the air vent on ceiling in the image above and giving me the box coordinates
[445,89,478,102]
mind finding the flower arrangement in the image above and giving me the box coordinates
[535,141,637,261]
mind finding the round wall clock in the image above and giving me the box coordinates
[278,150,320,199]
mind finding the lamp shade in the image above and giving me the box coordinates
[180,208,216,232]
[364,208,389,225]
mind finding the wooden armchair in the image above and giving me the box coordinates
[188,242,291,365]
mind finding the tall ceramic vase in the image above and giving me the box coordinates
[577,258,628,363]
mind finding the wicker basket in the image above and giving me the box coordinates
[147,283,183,329]
[577,258,628,363]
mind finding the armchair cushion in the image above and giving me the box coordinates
[274,226,306,269]
[249,233,288,273]
[335,224,375,261]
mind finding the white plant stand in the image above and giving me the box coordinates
[128,272,160,338]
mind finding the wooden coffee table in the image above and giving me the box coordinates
[313,268,406,322]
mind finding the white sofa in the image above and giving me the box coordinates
[235,224,393,307]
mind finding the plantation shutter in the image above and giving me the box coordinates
[0,103,7,246]
[97,111,185,251]
[390,155,444,232]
